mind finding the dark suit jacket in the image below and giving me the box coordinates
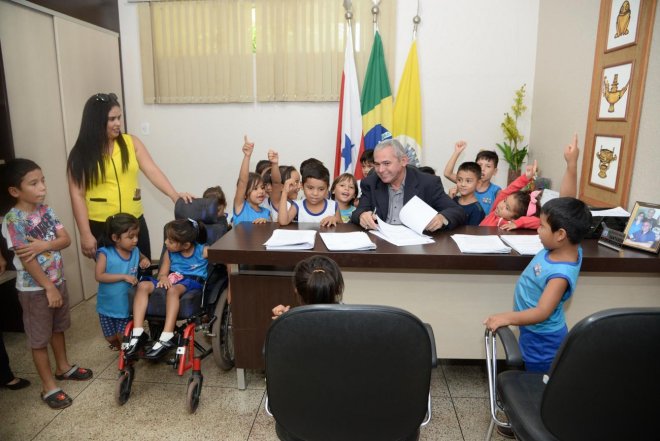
[351,166,466,230]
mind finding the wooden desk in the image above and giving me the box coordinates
[208,223,660,389]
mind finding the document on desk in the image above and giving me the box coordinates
[399,196,439,235]
[319,232,376,251]
[370,216,434,246]
[264,229,316,250]
[451,234,511,254]
[500,235,544,255]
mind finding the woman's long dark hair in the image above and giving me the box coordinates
[67,93,129,189]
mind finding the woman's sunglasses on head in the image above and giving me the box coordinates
[95,93,118,102]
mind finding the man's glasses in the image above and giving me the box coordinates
[94,93,118,103]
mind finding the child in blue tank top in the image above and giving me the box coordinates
[232,135,270,225]
[484,197,592,373]
[126,219,209,359]
[95,213,150,350]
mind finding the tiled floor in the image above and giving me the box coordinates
[0,298,509,441]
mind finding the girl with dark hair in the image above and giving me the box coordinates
[94,213,150,350]
[125,219,208,359]
[271,255,344,319]
[232,136,270,225]
[67,93,193,260]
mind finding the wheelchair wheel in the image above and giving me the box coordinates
[211,288,234,370]
[115,367,134,405]
[185,376,202,414]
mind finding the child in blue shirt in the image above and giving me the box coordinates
[451,162,485,225]
[444,141,502,214]
[126,219,208,359]
[232,136,270,225]
[95,213,150,350]
[484,197,592,373]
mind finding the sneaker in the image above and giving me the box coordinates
[125,332,149,357]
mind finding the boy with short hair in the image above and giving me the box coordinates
[360,149,375,177]
[444,140,502,214]
[1,158,92,409]
[452,162,485,225]
[484,197,592,373]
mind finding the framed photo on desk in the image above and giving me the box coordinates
[622,201,660,254]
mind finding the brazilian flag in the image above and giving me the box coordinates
[360,31,393,153]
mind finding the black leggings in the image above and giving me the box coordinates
[88,215,152,260]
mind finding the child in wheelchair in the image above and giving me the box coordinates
[125,218,208,359]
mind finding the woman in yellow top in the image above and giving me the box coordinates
[67,93,193,260]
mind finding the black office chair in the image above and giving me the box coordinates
[264,304,437,441]
[486,307,660,441]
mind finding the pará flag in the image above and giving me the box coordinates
[393,40,422,166]
[334,26,364,178]
[359,31,392,179]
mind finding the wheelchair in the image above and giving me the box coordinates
[115,199,235,413]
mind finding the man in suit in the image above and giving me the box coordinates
[352,139,465,231]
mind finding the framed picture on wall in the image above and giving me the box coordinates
[589,135,622,192]
[606,0,640,52]
[598,62,633,120]
[622,201,660,254]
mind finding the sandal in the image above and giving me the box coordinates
[107,344,120,352]
[41,389,72,409]
[55,365,93,381]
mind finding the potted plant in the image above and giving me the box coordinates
[497,84,528,183]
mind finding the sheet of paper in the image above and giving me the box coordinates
[399,195,438,235]
[320,232,376,251]
[264,229,316,250]
[371,216,434,246]
[450,234,511,254]
[589,207,630,217]
[500,235,544,255]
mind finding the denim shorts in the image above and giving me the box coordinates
[141,276,203,292]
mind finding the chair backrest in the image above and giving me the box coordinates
[541,307,660,441]
[265,304,433,441]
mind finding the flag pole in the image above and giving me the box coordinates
[413,0,421,40]
[371,0,380,35]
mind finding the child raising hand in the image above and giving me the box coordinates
[233,135,270,225]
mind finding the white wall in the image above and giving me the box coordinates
[531,1,660,212]
[118,0,540,254]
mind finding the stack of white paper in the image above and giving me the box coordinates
[264,229,317,250]
[320,232,376,251]
[371,217,434,246]
[451,234,511,254]
[500,235,544,255]
[368,196,436,246]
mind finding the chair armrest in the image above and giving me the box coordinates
[423,323,438,368]
[495,327,523,369]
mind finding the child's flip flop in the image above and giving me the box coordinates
[54,365,93,381]
[41,389,72,409]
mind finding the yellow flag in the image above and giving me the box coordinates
[393,40,422,166]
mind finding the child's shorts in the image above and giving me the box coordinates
[18,281,71,349]
[98,314,130,338]
[141,275,203,292]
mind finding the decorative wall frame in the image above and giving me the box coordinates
[579,0,657,208]
[598,61,633,120]
[606,0,641,52]
[622,201,660,253]
[589,135,622,192]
